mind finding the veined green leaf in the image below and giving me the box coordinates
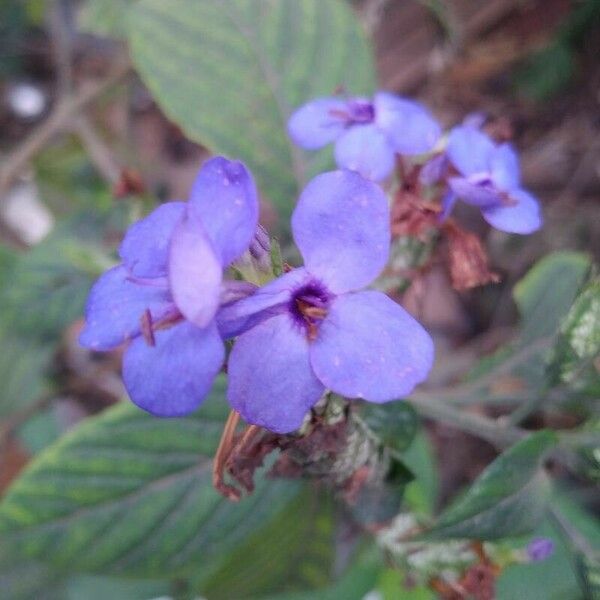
[498,492,600,600]
[200,489,337,599]
[0,379,301,579]
[547,276,600,396]
[128,0,375,224]
[0,325,52,416]
[464,251,591,392]
[424,431,557,540]
[78,0,133,38]
[0,558,65,600]
[513,251,590,345]
[360,401,419,453]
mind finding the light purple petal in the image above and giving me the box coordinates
[118,201,186,278]
[448,176,502,207]
[374,92,440,155]
[188,156,258,265]
[168,207,223,328]
[334,124,395,181]
[419,153,447,186]
[440,190,458,221]
[491,143,520,190]
[292,170,390,293]
[287,97,349,150]
[216,305,278,340]
[462,112,487,129]
[79,265,173,351]
[227,313,325,433]
[447,125,495,176]
[123,320,224,416]
[310,291,434,401]
[481,188,542,234]
[216,268,310,338]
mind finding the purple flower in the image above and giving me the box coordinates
[526,537,555,562]
[442,125,542,234]
[220,170,434,433]
[287,92,441,182]
[79,157,258,416]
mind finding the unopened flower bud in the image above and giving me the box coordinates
[249,224,271,272]
[526,537,554,562]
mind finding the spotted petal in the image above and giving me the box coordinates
[118,201,185,277]
[334,124,395,181]
[491,143,520,190]
[79,265,173,351]
[292,170,390,293]
[188,156,258,266]
[168,207,223,328]
[287,97,349,149]
[482,188,542,234]
[310,291,434,401]
[216,268,310,338]
[448,176,502,208]
[228,313,324,433]
[123,320,224,417]
[374,92,440,155]
[447,125,495,176]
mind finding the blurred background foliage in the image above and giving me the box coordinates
[0,0,599,598]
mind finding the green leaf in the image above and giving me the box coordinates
[199,489,336,599]
[0,209,124,340]
[498,492,600,600]
[576,419,600,484]
[128,0,375,223]
[66,574,169,600]
[424,431,557,540]
[0,556,65,600]
[0,234,55,429]
[0,325,52,416]
[464,252,591,391]
[79,0,133,38]
[0,378,301,579]
[513,251,590,345]
[377,568,434,600]
[262,562,381,600]
[401,430,439,517]
[547,277,600,396]
[360,401,419,453]
[514,43,574,101]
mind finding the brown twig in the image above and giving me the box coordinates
[408,394,525,449]
[73,115,121,184]
[212,410,242,501]
[0,59,131,199]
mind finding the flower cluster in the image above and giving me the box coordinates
[80,159,433,432]
[289,92,542,235]
[80,157,259,416]
[438,123,542,234]
[221,171,433,432]
[288,92,440,182]
[81,88,543,434]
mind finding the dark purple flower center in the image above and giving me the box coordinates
[347,100,375,124]
[329,99,375,126]
[469,173,518,207]
[289,281,331,341]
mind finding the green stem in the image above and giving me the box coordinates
[408,395,525,448]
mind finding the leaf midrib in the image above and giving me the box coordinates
[0,462,210,539]
[221,1,306,188]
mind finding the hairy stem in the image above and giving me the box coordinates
[408,395,525,448]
